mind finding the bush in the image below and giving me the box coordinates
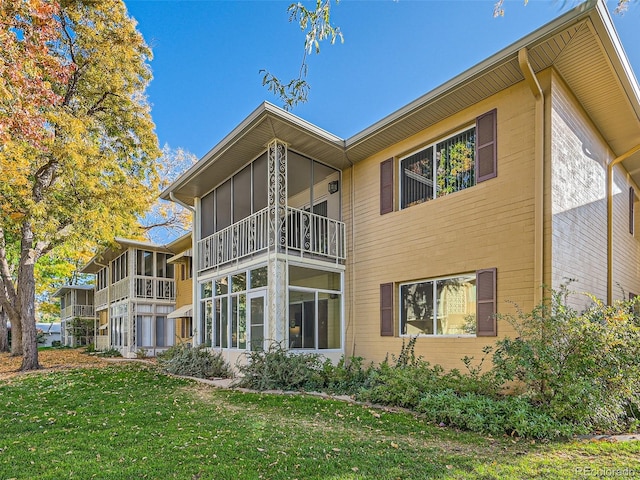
[98,348,122,358]
[416,390,581,439]
[318,355,375,395]
[492,288,640,432]
[157,344,232,379]
[236,343,324,391]
[51,340,61,348]
[358,338,500,409]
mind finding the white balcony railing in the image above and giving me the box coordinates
[198,206,346,271]
[95,288,108,309]
[61,305,95,320]
[286,206,346,260]
[198,207,270,271]
[95,276,176,307]
[134,276,175,301]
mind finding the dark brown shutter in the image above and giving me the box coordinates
[630,187,635,235]
[476,268,497,337]
[380,282,394,336]
[380,158,394,215]
[476,109,497,183]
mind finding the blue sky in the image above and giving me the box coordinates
[123,0,640,159]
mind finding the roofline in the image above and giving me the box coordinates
[345,0,600,151]
[80,237,173,274]
[166,231,192,250]
[160,102,344,200]
[52,284,94,298]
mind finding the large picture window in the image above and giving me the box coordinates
[288,265,342,350]
[400,273,476,336]
[200,266,266,350]
[401,127,476,208]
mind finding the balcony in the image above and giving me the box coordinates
[60,305,95,320]
[93,277,176,308]
[198,206,346,271]
[134,276,176,301]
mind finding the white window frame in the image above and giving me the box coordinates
[399,273,477,338]
[399,125,476,209]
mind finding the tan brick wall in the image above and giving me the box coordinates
[343,81,537,371]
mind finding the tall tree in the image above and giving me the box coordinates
[0,307,8,353]
[0,0,160,370]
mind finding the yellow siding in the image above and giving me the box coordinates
[175,271,193,308]
[343,81,537,371]
[174,260,194,343]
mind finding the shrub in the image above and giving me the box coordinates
[318,355,375,395]
[416,390,581,439]
[358,338,500,409]
[236,343,324,391]
[135,348,149,359]
[492,288,640,432]
[98,348,122,358]
[51,340,62,348]
[157,344,232,379]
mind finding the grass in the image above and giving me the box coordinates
[0,363,638,479]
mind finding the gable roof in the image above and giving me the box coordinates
[52,284,94,298]
[80,237,172,274]
[162,0,640,206]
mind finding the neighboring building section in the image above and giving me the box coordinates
[167,233,194,346]
[53,285,95,347]
[162,0,640,370]
[36,322,62,347]
[81,238,176,357]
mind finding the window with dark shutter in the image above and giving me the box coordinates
[630,187,635,236]
[476,268,497,337]
[476,109,497,183]
[380,158,394,215]
[380,282,394,336]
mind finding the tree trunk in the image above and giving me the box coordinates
[0,308,8,352]
[10,315,22,356]
[18,222,40,371]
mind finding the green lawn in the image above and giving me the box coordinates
[0,363,638,479]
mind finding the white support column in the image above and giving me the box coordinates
[267,139,288,345]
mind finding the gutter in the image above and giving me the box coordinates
[169,192,195,213]
[607,144,640,304]
[518,48,545,305]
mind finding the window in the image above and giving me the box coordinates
[288,265,342,350]
[400,274,477,336]
[136,250,154,276]
[401,128,476,208]
[398,109,497,210]
[630,187,638,236]
[155,253,174,279]
[111,252,128,283]
[96,268,108,291]
[180,258,192,281]
[205,267,266,350]
[396,269,496,337]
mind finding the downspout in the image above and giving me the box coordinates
[345,152,356,359]
[607,144,640,304]
[518,48,545,305]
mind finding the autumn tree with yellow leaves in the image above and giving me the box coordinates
[0,0,160,370]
